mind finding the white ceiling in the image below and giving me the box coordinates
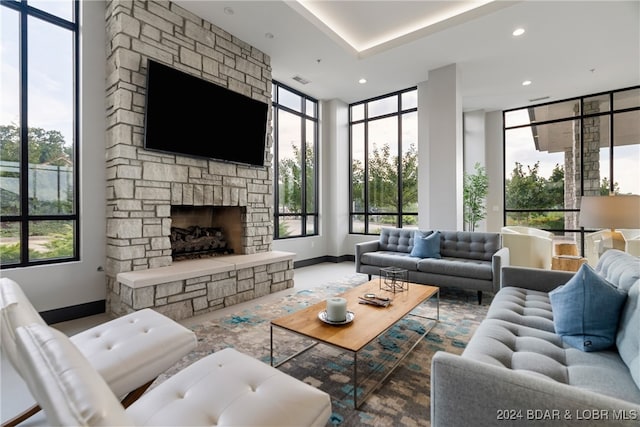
[175,0,640,112]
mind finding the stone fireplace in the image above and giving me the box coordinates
[103,1,293,321]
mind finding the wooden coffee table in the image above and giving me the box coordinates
[270,279,439,408]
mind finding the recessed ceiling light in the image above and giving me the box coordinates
[522,80,532,86]
[512,28,525,37]
[358,78,367,84]
[224,7,234,15]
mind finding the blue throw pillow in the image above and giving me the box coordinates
[549,263,627,352]
[410,231,441,259]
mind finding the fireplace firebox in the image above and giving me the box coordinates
[170,206,244,260]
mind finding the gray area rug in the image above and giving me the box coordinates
[153,274,490,426]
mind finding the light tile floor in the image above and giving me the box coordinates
[0,261,360,426]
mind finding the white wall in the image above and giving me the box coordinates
[2,1,107,312]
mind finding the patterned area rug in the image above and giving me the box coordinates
[154,274,491,426]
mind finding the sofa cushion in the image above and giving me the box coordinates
[416,257,492,281]
[439,231,500,261]
[462,318,640,403]
[360,251,419,271]
[378,227,418,253]
[595,249,640,390]
[410,230,441,259]
[485,287,555,332]
[549,263,627,352]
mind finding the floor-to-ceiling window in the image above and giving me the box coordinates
[503,86,640,252]
[0,0,79,268]
[272,81,318,239]
[349,87,418,235]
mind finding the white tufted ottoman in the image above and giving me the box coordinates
[15,323,332,427]
[127,347,332,426]
[69,308,197,400]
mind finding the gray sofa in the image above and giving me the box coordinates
[431,249,640,426]
[355,227,509,304]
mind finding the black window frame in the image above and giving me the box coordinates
[349,87,418,235]
[503,85,640,254]
[0,0,80,268]
[272,81,319,239]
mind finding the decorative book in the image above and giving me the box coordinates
[358,295,391,307]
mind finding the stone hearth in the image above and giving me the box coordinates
[113,251,294,321]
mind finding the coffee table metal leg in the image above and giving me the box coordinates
[270,325,274,366]
[353,352,358,408]
[270,324,320,368]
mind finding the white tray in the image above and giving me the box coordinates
[318,310,355,325]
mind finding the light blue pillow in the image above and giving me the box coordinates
[410,231,441,259]
[549,263,627,352]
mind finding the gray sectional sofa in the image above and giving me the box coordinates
[431,249,640,426]
[355,227,509,304]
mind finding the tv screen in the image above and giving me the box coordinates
[143,59,268,167]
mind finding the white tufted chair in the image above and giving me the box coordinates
[500,226,554,269]
[0,278,197,427]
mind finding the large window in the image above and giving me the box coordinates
[350,88,418,234]
[1,0,79,267]
[504,86,640,250]
[272,82,318,239]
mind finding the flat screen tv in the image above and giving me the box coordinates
[143,59,268,167]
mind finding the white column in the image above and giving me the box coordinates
[418,63,463,230]
[485,111,504,232]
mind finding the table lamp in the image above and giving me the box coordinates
[579,194,640,252]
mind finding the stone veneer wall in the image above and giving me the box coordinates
[104,0,279,317]
[565,101,601,230]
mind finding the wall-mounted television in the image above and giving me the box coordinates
[143,59,268,167]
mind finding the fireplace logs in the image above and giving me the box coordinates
[170,226,233,260]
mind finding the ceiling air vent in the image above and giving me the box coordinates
[292,75,311,85]
[529,96,550,102]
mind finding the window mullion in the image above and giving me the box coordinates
[397,100,403,229]
[19,7,29,264]
[300,109,306,236]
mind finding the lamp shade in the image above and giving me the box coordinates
[579,195,640,229]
